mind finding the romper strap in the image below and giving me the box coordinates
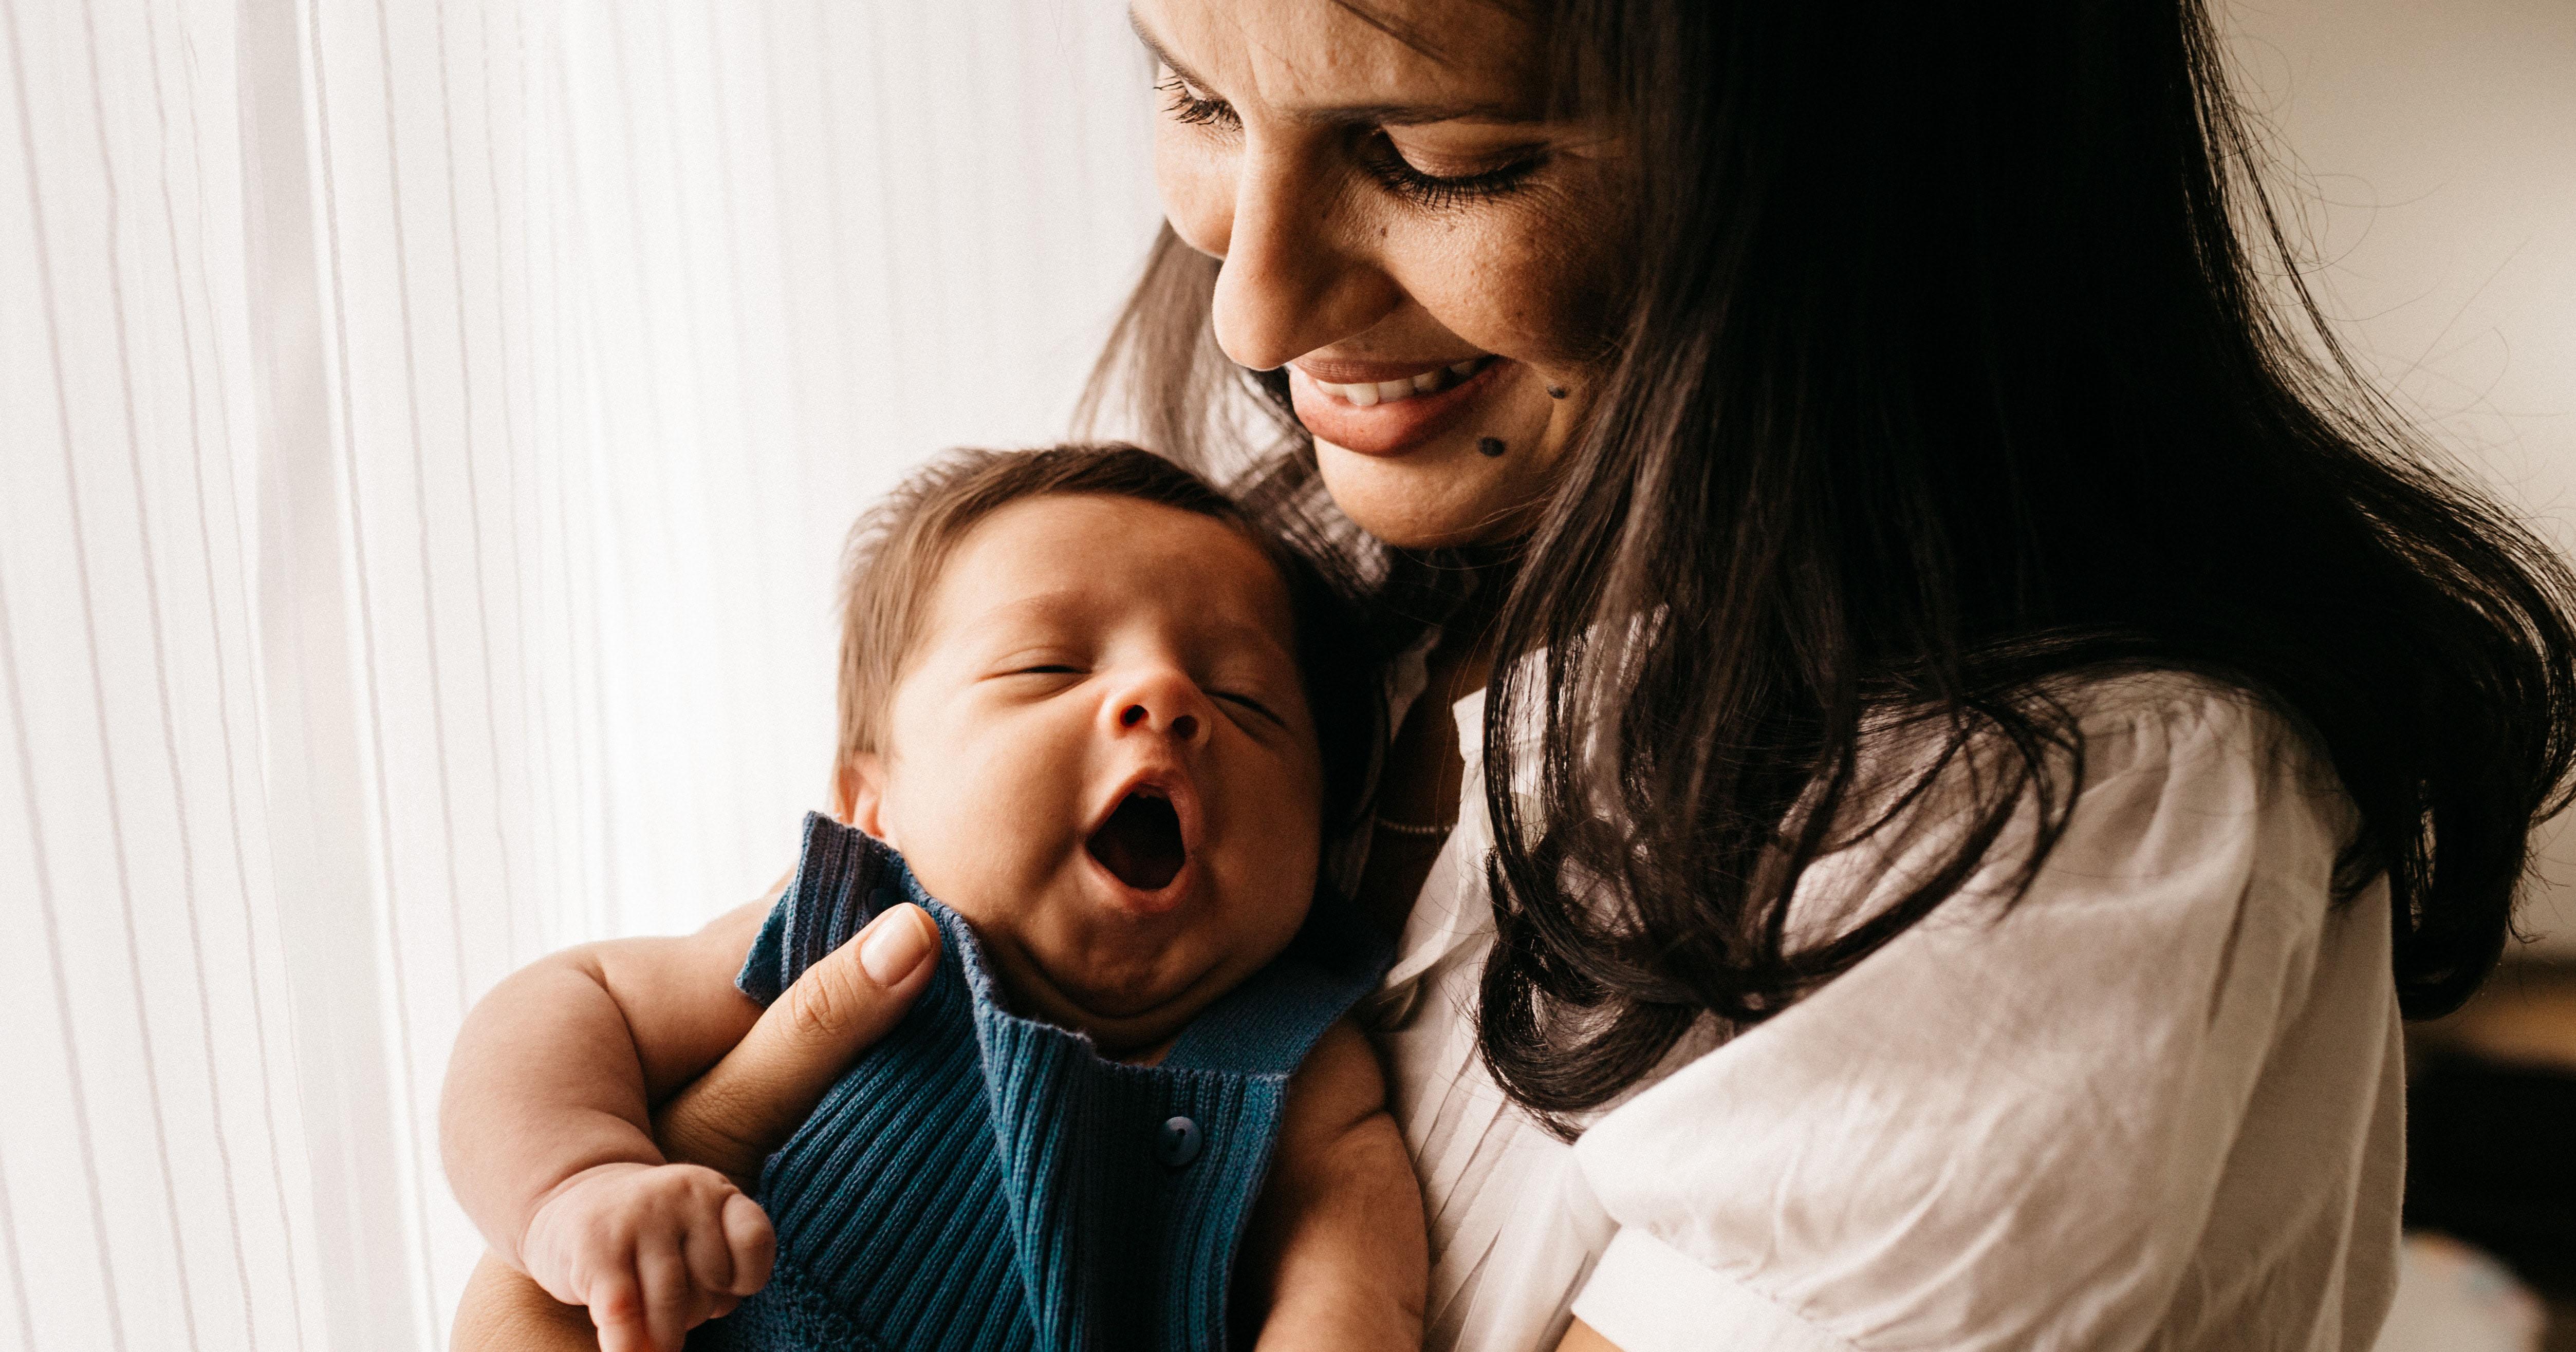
[736,813,927,1007]
[1161,895,1394,1076]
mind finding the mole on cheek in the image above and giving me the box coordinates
[1478,437,1507,457]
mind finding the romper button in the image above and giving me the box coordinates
[1157,1115,1201,1169]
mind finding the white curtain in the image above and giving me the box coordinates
[0,1,1155,1347]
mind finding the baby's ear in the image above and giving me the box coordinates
[834,753,892,840]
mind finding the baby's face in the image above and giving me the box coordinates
[849,494,1326,1055]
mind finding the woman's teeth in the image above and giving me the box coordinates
[1319,359,1486,408]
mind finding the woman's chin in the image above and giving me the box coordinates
[1312,435,1546,549]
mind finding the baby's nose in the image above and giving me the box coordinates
[1105,670,1211,745]
[1119,701,1200,743]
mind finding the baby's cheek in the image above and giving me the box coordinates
[874,813,990,918]
[888,754,1064,910]
[1232,832,1322,950]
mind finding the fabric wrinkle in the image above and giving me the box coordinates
[1532,674,2401,1352]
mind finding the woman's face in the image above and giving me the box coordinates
[1136,0,1632,549]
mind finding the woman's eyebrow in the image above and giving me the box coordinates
[1127,10,1541,128]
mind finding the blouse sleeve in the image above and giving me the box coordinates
[1567,679,2363,1352]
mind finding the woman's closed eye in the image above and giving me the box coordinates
[1156,72,1236,131]
[1156,69,1543,209]
[1356,138,1545,209]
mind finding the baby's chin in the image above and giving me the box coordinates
[980,926,1258,1060]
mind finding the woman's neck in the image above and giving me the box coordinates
[1421,547,1515,700]
[1349,569,1510,937]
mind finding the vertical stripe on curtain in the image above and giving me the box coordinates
[0,1,1156,1347]
[5,3,316,1350]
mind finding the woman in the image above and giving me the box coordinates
[459,0,2576,1347]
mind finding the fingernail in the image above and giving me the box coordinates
[859,905,933,984]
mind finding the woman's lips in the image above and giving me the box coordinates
[1287,357,1507,457]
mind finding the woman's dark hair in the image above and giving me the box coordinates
[1084,0,2576,1131]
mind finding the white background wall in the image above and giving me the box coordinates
[2230,0,2576,954]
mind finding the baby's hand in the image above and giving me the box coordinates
[520,1161,775,1352]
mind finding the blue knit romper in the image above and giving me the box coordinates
[691,813,1388,1352]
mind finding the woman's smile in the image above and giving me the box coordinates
[1286,354,1507,456]
[1137,0,1633,546]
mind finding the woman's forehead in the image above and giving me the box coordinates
[1131,0,1545,121]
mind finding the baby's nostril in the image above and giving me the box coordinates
[1121,704,1147,728]
[1172,713,1199,741]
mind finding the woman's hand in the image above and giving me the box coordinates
[651,902,939,1186]
[449,903,940,1351]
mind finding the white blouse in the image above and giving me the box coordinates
[1367,671,2403,1351]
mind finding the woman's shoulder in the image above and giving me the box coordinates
[1570,659,2403,1349]
[2046,665,2314,769]
[1864,665,2312,776]
[1869,664,2345,834]
[2039,666,2358,865]
[1805,665,2360,948]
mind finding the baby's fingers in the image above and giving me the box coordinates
[680,1198,735,1298]
[718,1192,774,1294]
[586,1267,654,1352]
[681,1189,771,1298]
[639,1232,699,1352]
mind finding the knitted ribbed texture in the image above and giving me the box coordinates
[692,814,1385,1352]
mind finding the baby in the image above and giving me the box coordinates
[441,445,1426,1351]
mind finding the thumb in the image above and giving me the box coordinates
[651,903,939,1187]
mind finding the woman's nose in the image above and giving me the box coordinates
[1203,144,1405,373]
[1102,667,1212,747]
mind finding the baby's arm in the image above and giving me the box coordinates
[1236,1020,1429,1351]
[439,898,777,1352]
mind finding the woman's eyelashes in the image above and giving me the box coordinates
[1155,71,1543,209]
[1156,73,1236,130]
[1355,138,1544,209]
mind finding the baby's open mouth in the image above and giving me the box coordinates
[1086,788,1187,892]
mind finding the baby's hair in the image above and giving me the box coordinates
[835,443,1372,823]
